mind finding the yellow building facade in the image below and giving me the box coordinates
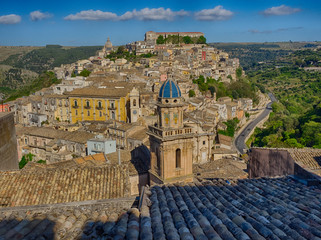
[67,87,130,124]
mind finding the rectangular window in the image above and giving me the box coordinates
[75,110,78,115]
[99,111,102,117]
[203,141,206,145]
[87,111,90,116]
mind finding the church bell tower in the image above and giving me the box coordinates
[129,87,140,123]
[148,79,194,184]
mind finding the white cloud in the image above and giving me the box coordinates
[0,14,21,24]
[119,8,188,21]
[64,10,118,21]
[64,8,188,21]
[30,11,52,21]
[195,6,233,21]
[261,5,301,16]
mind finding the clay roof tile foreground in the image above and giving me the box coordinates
[0,176,320,239]
[287,148,321,170]
[0,164,130,208]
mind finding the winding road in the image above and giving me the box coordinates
[234,93,277,154]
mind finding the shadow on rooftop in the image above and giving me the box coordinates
[314,156,321,168]
[0,218,55,240]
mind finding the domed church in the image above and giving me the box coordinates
[148,79,194,184]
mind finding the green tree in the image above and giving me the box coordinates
[156,35,165,44]
[208,86,216,96]
[236,67,243,79]
[19,153,35,169]
[189,89,196,97]
[183,36,193,44]
[116,46,125,54]
[218,118,240,137]
[197,36,206,44]
[301,121,321,147]
[78,69,91,77]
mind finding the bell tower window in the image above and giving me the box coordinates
[176,148,181,168]
[156,147,160,171]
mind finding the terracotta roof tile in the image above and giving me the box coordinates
[17,126,95,144]
[0,165,130,208]
[287,148,321,170]
[0,177,320,239]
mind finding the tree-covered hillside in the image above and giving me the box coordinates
[247,48,321,148]
[210,42,321,71]
[0,45,102,101]
[1,45,102,73]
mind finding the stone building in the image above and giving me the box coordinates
[148,79,194,184]
[98,37,113,57]
[16,126,95,163]
[87,135,116,156]
[145,31,204,45]
[0,112,19,170]
[67,87,130,123]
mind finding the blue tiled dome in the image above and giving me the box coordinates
[159,79,181,98]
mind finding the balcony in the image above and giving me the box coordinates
[72,105,79,109]
[108,106,116,110]
[96,106,103,110]
[148,125,193,138]
[84,105,91,109]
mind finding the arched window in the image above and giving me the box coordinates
[98,101,102,108]
[176,148,181,168]
[156,147,161,171]
[74,100,78,107]
[133,99,137,107]
[86,100,90,108]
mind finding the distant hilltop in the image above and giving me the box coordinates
[144,31,205,45]
[145,31,204,40]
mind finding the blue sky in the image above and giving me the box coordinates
[0,0,320,46]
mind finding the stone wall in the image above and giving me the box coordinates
[248,148,294,178]
[0,112,18,170]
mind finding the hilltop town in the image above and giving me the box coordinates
[3,31,258,170]
[0,32,321,239]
